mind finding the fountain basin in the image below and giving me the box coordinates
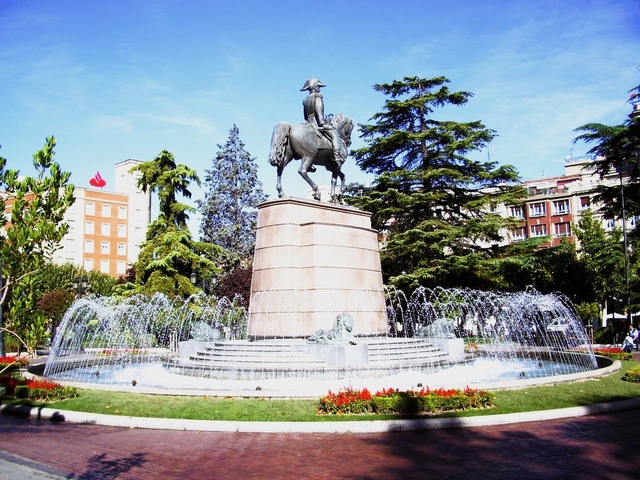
[28,354,616,399]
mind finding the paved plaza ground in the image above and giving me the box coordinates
[1,407,640,479]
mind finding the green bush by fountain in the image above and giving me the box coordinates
[623,365,640,383]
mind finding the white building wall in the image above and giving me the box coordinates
[115,159,150,266]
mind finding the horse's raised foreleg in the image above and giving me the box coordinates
[330,172,338,203]
[299,157,320,201]
[329,167,346,204]
[337,170,346,202]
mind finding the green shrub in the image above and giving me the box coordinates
[623,365,640,383]
[14,385,29,398]
[370,395,397,413]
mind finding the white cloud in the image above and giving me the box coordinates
[140,113,217,135]
[94,115,134,133]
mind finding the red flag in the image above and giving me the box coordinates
[89,171,106,188]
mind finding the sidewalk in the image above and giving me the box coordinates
[0,451,67,480]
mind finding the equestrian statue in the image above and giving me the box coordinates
[269,78,353,202]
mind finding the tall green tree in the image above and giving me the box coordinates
[346,76,527,290]
[0,137,75,352]
[197,125,266,259]
[127,150,222,297]
[130,150,200,229]
[573,82,640,314]
[133,225,223,297]
[573,83,640,222]
[574,209,630,313]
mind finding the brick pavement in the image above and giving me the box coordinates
[2,408,640,480]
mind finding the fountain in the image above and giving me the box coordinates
[40,80,603,394]
[40,286,601,394]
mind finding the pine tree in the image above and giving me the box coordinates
[347,76,527,290]
[128,150,220,298]
[198,125,267,259]
[131,150,200,229]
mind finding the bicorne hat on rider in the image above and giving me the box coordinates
[300,78,326,91]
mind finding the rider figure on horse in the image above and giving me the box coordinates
[300,78,342,167]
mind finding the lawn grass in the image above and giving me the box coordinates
[23,360,640,422]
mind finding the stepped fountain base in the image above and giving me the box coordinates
[162,337,462,381]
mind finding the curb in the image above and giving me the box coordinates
[2,398,640,433]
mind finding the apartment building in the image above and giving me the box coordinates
[52,159,150,277]
[502,155,635,247]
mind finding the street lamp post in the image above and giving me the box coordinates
[0,257,4,357]
[72,277,88,296]
[191,272,216,293]
[622,98,640,329]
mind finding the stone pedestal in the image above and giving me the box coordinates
[248,197,387,339]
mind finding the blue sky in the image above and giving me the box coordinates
[1,0,639,232]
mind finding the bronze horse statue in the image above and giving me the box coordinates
[269,114,353,202]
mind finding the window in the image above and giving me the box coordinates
[117,242,126,256]
[580,196,591,210]
[604,218,616,231]
[117,261,127,275]
[117,224,126,237]
[552,199,570,215]
[510,206,524,219]
[530,224,547,237]
[529,202,546,217]
[100,259,110,274]
[101,222,111,236]
[85,202,95,215]
[101,204,111,217]
[85,221,94,235]
[554,222,571,237]
[101,241,110,254]
[84,239,94,253]
[118,206,127,220]
[84,258,94,271]
[511,227,526,241]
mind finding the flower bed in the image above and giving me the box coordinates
[0,355,29,372]
[1,373,78,402]
[569,347,633,361]
[97,348,149,357]
[14,378,78,402]
[592,347,633,361]
[318,386,495,415]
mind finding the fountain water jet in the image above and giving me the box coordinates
[41,287,599,393]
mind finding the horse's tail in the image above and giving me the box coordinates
[269,122,290,167]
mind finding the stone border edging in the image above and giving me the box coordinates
[2,397,639,433]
